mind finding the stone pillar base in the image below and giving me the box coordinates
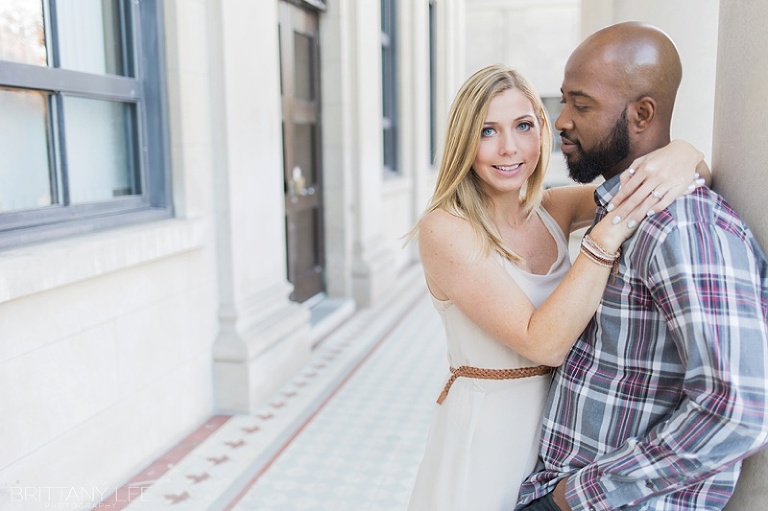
[213,283,311,413]
[352,241,396,308]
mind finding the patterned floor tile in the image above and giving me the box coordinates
[229,292,445,510]
[99,270,448,511]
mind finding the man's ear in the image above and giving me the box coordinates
[631,96,656,131]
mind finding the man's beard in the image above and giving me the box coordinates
[564,107,630,184]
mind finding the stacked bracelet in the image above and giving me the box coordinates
[580,234,621,273]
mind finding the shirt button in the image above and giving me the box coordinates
[646,481,654,489]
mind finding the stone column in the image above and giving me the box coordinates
[717,2,768,506]
[321,0,397,308]
[208,0,311,413]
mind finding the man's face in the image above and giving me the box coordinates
[559,107,630,184]
[555,64,632,183]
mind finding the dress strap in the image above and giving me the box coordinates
[436,365,552,404]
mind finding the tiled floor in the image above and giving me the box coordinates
[99,267,447,510]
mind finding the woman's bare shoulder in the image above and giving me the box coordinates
[420,209,471,238]
[419,209,477,262]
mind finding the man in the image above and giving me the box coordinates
[517,21,768,511]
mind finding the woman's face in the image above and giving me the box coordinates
[472,88,541,199]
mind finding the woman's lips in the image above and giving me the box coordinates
[493,163,522,172]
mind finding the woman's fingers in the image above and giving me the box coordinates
[610,166,704,217]
[609,140,705,213]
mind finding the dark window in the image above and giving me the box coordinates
[429,1,437,164]
[381,0,398,174]
[0,0,171,249]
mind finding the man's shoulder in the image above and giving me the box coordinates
[646,186,741,231]
[631,186,762,260]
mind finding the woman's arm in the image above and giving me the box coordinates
[542,185,598,235]
[423,141,710,367]
[420,205,635,367]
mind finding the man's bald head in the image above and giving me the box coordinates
[569,21,682,126]
[556,22,683,180]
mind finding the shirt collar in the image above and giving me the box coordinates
[594,174,622,208]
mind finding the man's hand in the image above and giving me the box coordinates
[553,477,573,511]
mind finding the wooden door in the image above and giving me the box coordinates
[279,1,325,303]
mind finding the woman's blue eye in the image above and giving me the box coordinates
[517,121,533,132]
[481,127,495,137]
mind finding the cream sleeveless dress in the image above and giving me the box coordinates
[408,206,572,511]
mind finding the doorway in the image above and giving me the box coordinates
[279,1,325,303]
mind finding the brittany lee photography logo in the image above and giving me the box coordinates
[4,485,148,509]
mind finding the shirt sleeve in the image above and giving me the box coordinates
[566,221,768,511]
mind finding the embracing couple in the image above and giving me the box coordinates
[407,21,768,511]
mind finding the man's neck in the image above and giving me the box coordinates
[602,137,671,181]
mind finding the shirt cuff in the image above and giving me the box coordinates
[565,465,657,511]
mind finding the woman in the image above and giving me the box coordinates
[406,64,707,510]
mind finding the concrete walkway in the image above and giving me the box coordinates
[99,265,447,510]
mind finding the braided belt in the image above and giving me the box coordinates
[436,365,552,404]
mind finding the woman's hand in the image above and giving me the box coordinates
[608,140,709,219]
[588,200,642,254]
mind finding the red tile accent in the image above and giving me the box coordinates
[225,440,246,449]
[163,491,190,504]
[186,473,210,484]
[98,415,231,509]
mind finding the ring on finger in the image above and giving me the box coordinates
[652,189,663,199]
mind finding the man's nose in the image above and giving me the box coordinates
[554,109,571,132]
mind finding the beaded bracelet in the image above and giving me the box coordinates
[580,234,621,274]
[582,234,620,260]
[580,245,613,267]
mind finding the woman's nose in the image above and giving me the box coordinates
[499,132,516,154]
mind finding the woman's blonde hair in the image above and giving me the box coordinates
[407,64,552,262]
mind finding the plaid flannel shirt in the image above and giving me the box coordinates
[518,176,768,511]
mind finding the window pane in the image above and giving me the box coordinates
[0,0,47,65]
[57,0,125,75]
[294,123,316,185]
[294,32,314,101]
[63,97,138,204]
[0,88,53,212]
[295,208,319,272]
